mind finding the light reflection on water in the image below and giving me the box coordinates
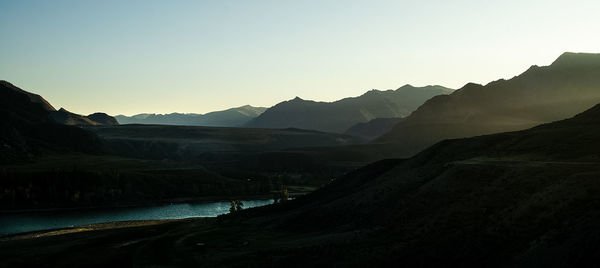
[0,199,274,235]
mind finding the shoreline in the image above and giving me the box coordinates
[0,193,293,214]
[0,218,200,241]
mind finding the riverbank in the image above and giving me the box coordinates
[0,185,315,214]
[0,199,276,236]
[0,218,189,241]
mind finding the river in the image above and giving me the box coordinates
[0,199,274,235]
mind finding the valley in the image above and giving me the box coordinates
[2,52,600,267]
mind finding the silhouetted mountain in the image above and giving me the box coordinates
[114,105,267,126]
[343,117,403,140]
[245,85,453,133]
[377,52,600,156]
[0,80,56,112]
[49,108,119,126]
[50,108,99,125]
[0,81,103,162]
[87,113,119,125]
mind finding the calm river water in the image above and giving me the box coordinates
[0,199,274,235]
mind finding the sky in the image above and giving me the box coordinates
[1,0,599,116]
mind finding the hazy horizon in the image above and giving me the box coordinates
[2,0,599,115]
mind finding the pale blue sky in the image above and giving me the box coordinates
[1,0,599,115]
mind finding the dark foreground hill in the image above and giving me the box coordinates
[378,52,600,157]
[246,85,452,133]
[4,103,600,267]
[114,105,267,127]
[0,81,103,162]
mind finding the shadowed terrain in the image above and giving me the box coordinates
[4,99,600,267]
[378,52,600,157]
[0,82,362,211]
[3,0,600,265]
[344,117,404,140]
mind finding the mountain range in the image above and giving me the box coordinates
[377,52,600,156]
[5,77,600,267]
[245,85,453,133]
[114,105,267,127]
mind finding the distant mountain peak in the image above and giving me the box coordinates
[87,112,119,125]
[551,52,600,67]
[397,84,454,94]
[464,82,483,88]
[114,105,266,126]
[378,52,600,157]
[246,85,453,133]
[362,89,382,96]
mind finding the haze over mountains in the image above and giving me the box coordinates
[245,85,453,133]
[115,105,267,127]
[343,117,403,140]
[378,52,600,156]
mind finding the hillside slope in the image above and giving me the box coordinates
[234,102,600,266]
[0,81,103,162]
[343,117,403,140]
[377,52,600,156]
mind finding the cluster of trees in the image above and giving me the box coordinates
[273,187,289,203]
[0,167,281,210]
[229,200,244,213]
